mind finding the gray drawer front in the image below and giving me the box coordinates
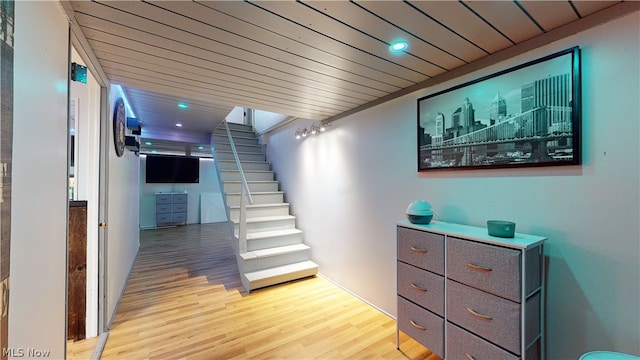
[447,237,521,302]
[156,213,171,224]
[172,203,187,213]
[447,280,521,355]
[397,296,443,358]
[397,227,444,275]
[155,194,172,204]
[156,204,171,214]
[172,194,187,203]
[172,212,187,222]
[446,322,519,360]
[397,262,444,316]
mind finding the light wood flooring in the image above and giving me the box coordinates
[70,222,438,359]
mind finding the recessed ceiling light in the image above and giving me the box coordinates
[175,123,183,127]
[389,41,408,53]
[145,141,152,146]
[178,102,188,109]
[198,146,204,150]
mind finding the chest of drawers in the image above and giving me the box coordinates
[396,220,546,360]
[155,193,188,227]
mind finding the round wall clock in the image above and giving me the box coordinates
[113,97,126,157]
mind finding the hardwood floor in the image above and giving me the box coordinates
[96,222,438,359]
[67,336,99,360]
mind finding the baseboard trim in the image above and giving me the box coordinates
[90,331,109,360]
[106,246,140,330]
[317,272,396,320]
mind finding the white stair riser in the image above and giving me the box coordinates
[238,249,311,273]
[243,266,318,292]
[217,151,265,162]
[247,232,303,251]
[218,161,270,171]
[213,125,253,135]
[223,181,278,193]
[212,135,258,146]
[225,123,253,131]
[212,131,254,140]
[215,143,263,154]
[227,192,283,206]
[230,205,290,219]
[233,217,296,233]
[221,171,273,182]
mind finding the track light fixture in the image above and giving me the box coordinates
[295,121,332,139]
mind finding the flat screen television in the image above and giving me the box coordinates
[145,155,199,183]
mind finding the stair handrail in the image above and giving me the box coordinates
[222,120,252,253]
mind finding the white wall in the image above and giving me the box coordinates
[226,106,245,124]
[266,12,639,360]
[10,2,69,358]
[139,157,227,228]
[252,109,289,134]
[105,86,141,324]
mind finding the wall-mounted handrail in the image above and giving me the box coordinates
[222,120,252,253]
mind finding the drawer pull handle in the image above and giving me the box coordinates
[466,307,493,321]
[410,283,428,292]
[410,246,428,253]
[466,262,492,272]
[465,353,476,360]
[409,320,426,331]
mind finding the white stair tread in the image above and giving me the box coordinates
[219,159,265,163]
[244,260,318,283]
[216,150,263,155]
[227,191,283,195]
[231,215,296,225]
[246,228,302,240]
[223,180,276,184]
[229,203,289,210]
[214,134,254,139]
[240,243,309,260]
[221,169,272,173]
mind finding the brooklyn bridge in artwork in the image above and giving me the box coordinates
[418,50,580,171]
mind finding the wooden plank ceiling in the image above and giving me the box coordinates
[67,0,624,136]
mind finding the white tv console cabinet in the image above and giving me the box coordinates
[396,220,546,359]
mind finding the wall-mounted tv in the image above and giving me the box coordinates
[145,155,199,183]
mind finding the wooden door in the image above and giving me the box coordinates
[68,201,87,341]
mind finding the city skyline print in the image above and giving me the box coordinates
[417,47,581,171]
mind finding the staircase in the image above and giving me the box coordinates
[212,122,318,292]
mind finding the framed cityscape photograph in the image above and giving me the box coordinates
[417,47,581,171]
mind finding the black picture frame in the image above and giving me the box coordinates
[417,47,581,171]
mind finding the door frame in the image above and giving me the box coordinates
[63,4,112,347]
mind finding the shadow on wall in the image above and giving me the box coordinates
[533,226,616,360]
[437,204,470,225]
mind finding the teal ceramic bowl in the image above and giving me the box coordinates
[487,220,516,238]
